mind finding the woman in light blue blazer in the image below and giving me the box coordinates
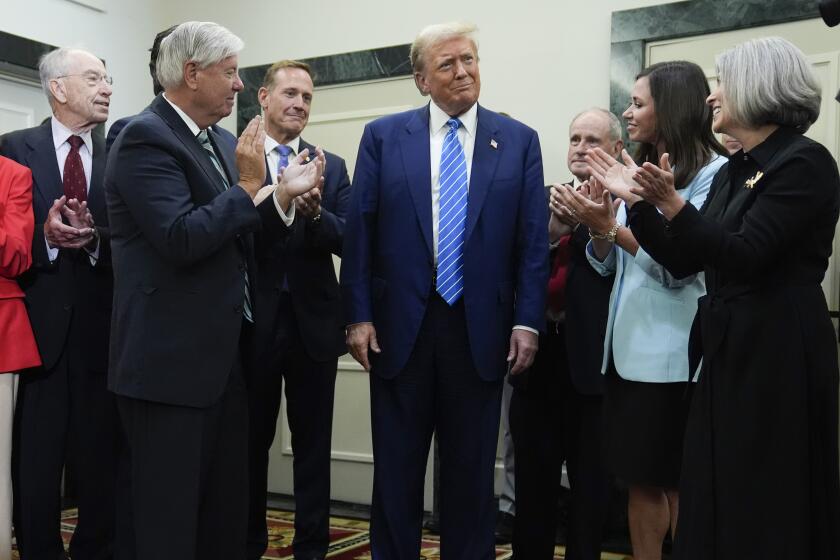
[554,61,727,560]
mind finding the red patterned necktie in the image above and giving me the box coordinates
[63,135,87,202]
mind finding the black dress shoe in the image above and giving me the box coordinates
[495,511,515,544]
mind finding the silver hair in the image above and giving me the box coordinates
[155,21,244,91]
[410,21,478,72]
[716,37,821,133]
[570,108,623,143]
[38,48,85,103]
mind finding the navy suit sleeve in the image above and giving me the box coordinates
[513,131,549,330]
[305,155,351,256]
[106,117,129,154]
[110,120,264,267]
[340,124,379,325]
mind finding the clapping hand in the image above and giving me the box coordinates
[554,176,617,237]
[44,196,95,249]
[279,148,325,195]
[294,186,322,219]
[549,184,579,226]
[236,116,268,198]
[633,153,685,220]
[62,198,94,229]
[586,148,644,206]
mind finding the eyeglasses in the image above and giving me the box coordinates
[55,73,114,86]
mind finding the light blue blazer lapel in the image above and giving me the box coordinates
[465,105,501,242]
[400,106,433,259]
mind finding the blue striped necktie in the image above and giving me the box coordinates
[437,118,468,305]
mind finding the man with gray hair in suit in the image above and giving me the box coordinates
[0,46,118,560]
[106,21,324,559]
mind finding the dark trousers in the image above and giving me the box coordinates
[510,322,609,560]
[116,354,249,560]
[246,295,337,560]
[13,333,120,560]
[369,293,503,560]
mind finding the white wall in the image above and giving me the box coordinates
[0,0,169,128]
[0,0,684,179]
[158,0,682,182]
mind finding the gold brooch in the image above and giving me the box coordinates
[744,171,764,189]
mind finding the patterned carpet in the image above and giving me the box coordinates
[16,509,632,559]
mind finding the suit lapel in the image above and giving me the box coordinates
[25,122,63,209]
[149,96,228,195]
[465,105,501,242]
[299,138,314,159]
[263,154,272,186]
[400,107,433,258]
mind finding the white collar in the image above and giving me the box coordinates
[162,93,202,137]
[51,117,93,153]
[264,134,301,157]
[429,100,478,138]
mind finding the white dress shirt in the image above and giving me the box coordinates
[427,101,535,336]
[162,94,294,225]
[47,116,99,263]
[264,135,301,185]
[429,100,476,263]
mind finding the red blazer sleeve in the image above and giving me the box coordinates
[0,157,34,279]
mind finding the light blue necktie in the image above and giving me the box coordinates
[275,144,293,178]
[436,118,468,305]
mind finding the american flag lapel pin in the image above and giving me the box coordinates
[490,139,498,149]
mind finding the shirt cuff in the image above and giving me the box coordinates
[272,190,296,226]
[45,234,59,262]
[513,325,539,335]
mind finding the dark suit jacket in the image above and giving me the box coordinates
[105,94,290,408]
[254,138,350,363]
[341,104,548,381]
[551,181,614,395]
[0,120,113,372]
[107,114,237,154]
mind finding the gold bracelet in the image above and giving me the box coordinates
[589,222,620,243]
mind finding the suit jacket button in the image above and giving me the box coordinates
[239,263,246,271]
[63,304,72,311]
[234,304,243,314]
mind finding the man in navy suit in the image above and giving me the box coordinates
[246,60,351,560]
[0,47,119,560]
[341,22,548,558]
[105,22,324,559]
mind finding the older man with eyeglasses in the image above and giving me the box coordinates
[0,47,121,560]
